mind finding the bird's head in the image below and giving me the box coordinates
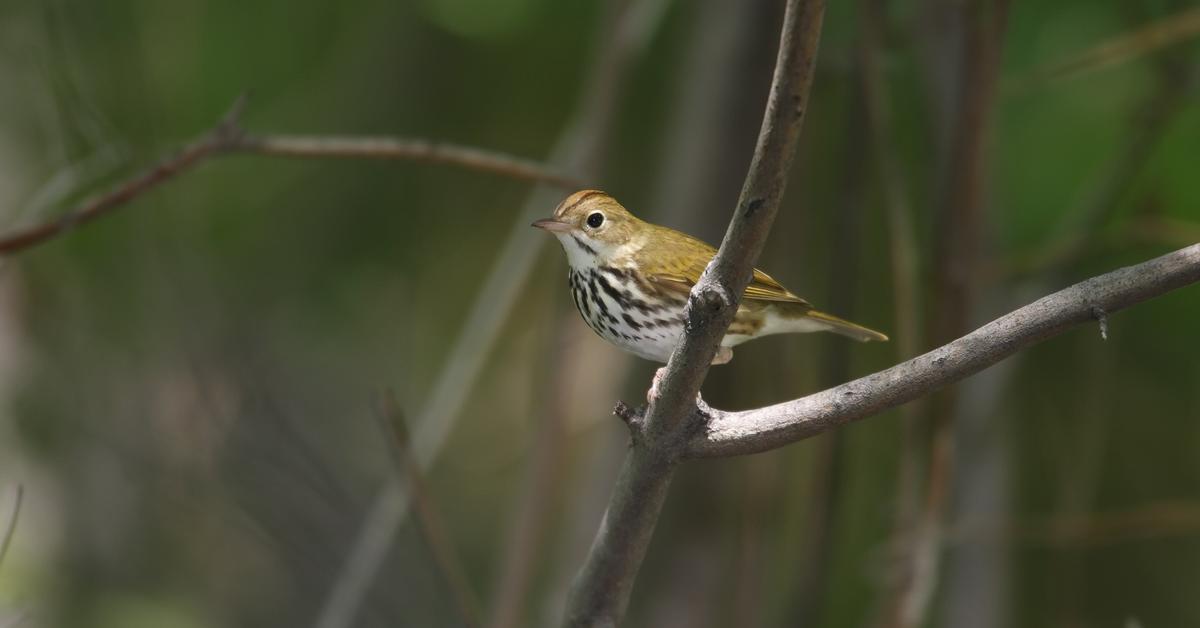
[532,190,641,267]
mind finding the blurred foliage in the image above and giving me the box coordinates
[0,0,1198,627]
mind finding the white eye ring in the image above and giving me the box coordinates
[586,212,605,229]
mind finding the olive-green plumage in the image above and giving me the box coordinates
[533,190,887,364]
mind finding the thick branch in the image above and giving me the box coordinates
[562,0,827,625]
[689,243,1200,457]
[0,97,580,256]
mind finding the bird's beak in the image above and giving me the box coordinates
[531,218,572,233]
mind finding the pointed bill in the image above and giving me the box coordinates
[531,218,572,233]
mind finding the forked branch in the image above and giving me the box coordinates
[562,0,828,625]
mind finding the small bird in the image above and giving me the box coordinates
[533,190,887,365]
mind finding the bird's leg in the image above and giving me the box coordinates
[647,347,731,404]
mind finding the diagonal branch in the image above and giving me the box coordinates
[562,0,827,625]
[688,243,1200,458]
[374,391,480,628]
[0,96,582,256]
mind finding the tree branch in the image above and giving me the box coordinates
[687,243,1200,457]
[0,96,581,256]
[562,0,827,625]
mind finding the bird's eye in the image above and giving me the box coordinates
[586,212,605,229]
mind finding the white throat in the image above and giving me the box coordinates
[555,233,603,269]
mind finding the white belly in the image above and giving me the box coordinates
[568,267,687,363]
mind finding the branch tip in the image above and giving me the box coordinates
[215,93,251,143]
[613,400,647,444]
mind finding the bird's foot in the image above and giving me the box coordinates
[646,367,709,411]
[712,346,733,365]
[647,367,668,405]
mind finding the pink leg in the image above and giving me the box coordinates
[645,366,712,408]
[647,367,667,404]
[647,347,731,404]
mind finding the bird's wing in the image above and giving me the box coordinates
[640,229,812,307]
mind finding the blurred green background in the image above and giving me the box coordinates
[0,0,1197,627]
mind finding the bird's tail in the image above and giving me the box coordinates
[803,309,889,342]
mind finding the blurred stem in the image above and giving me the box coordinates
[313,2,674,627]
[947,500,1200,547]
[1048,340,1113,626]
[0,96,582,256]
[649,0,778,230]
[0,485,23,570]
[882,1,1009,627]
[1005,60,1198,278]
[485,298,572,628]
[946,37,1198,628]
[859,0,921,366]
[375,392,481,628]
[732,455,777,628]
[857,0,928,616]
[1010,5,1200,93]
[788,71,871,627]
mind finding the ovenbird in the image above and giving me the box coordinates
[533,190,887,364]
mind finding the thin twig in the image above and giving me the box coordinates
[787,68,871,626]
[233,134,583,188]
[0,485,24,570]
[562,0,828,624]
[0,96,581,256]
[374,391,481,628]
[686,243,1200,457]
[485,299,572,628]
[1005,61,1197,278]
[1010,5,1200,93]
